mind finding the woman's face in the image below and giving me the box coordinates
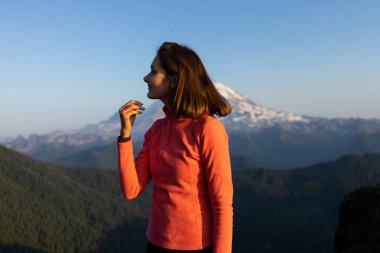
[143,56,172,104]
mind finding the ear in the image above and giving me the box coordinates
[169,75,178,88]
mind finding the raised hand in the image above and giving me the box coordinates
[119,100,145,138]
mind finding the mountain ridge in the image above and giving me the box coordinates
[2,82,380,169]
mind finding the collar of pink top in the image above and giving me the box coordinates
[162,105,187,120]
[162,106,208,122]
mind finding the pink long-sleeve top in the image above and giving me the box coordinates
[117,106,233,252]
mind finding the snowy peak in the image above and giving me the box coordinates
[117,82,311,134]
[215,82,247,101]
[81,81,293,137]
[214,82,310,131]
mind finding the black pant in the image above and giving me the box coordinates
[145,241,213,253]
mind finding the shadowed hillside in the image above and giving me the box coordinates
[2,144,380,252]
[335,185,380,253]
[232,153,380,252]
[0,145,151,253]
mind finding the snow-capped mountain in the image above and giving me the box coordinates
[2,82,380,169]
[214,83,310,131]
[77,82,313,137]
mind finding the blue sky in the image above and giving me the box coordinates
[1,0,379,138]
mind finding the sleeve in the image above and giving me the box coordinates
[117,127,153,200]
[200,118,234,253]
[117,135,131,143]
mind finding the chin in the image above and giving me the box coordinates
[147,93,158,100]
[147,93,154,99]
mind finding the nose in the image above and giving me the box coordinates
[143,74,149,83]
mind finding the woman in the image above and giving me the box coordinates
[117,42,233,253]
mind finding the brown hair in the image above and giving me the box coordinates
[156,42,231,119]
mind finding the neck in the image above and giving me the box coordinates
[160,97,172,110]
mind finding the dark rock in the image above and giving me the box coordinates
[335,185,380,253]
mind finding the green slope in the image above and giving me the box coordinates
[0,145,151,253]
[233,153,380,253]
[2,143,380,253]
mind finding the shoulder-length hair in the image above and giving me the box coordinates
[156,42,231,119]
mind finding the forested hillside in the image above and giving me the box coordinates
[1,144,380,252]
[0,145,150,253]
[233,153,380,252]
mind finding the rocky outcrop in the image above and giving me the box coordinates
[335,185,380,253]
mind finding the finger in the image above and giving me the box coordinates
[120,102,144,110]
[121,108,144,117]
[129,100,143,105]
[120,104,145,112]
[119,104,145,113]
[126,100,143,106]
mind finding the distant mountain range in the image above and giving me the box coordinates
[2,144,380,252]
[2,82,380,169]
